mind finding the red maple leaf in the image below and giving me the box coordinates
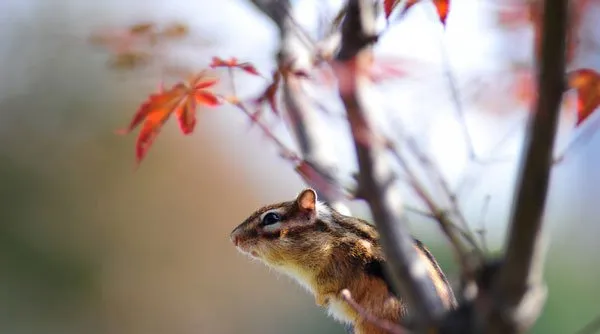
[568,68,600,126]
[253,61,309,117]
[118,73,221,163]
[396,0,450,26]
[433,0,450,26]
[210,56,261,76]
[383,0,400,19]
[255,70,282,116]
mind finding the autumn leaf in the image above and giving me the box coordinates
[254,70,281,116]
[568,68,600,126]
[383,0,400,19]
[397,0,449,26]
[210,56,261,76]
[433,0,450,26]
[118,72,221,163]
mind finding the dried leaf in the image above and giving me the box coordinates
[118,73,221,163]
[161,23,189,38]
[129,22,155,35]
[568,68,600,126]
[109,51,151,70]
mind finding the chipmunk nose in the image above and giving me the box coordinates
[230,227,241,246]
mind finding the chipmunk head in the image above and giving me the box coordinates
[230,189,330,266]
[230,188,381,294]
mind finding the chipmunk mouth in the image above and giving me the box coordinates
[236,244,260,258]
[230,226,262,258]
[231,237,260,258]
[237,247,260,259]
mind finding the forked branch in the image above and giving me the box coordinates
[250,0,348,210]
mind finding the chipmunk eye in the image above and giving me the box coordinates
[261,212,281,226]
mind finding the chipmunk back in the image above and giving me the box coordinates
[230,188,456,334]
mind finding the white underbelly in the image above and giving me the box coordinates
[327,299,353,324]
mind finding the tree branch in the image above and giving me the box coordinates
[485,0,568,332]
[387,140,474,276]
[251,0,348,211]
[334,0,448,328]
[340,289,408,334]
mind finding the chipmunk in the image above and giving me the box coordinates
[230,188,457,334]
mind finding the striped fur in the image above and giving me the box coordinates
[230,189,456,333]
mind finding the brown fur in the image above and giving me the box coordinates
[230,189,456,334]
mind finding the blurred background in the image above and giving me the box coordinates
[0,0,599,333]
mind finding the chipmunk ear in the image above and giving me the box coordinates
[296,188,317,212]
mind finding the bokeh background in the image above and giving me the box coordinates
[1,0,599,333]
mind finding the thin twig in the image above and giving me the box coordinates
[253,0,347,207]
[404,137,479,250]
[472,114,527,165]
[248,0,320,63]
[440,43,477,160]
[453,115,525,206]
[384,110,482,257]
[266,0,317,51]
[226,69,299,161]
[420,4,477,160]
[553,110,600,164]
[387,142,477,274]
[229,86,349,214]
[227,68,238,97]
[340,289,409,334]
[272,0,345,204]
[234,100,299,161]
[349,179,475,244]
[476,194,491,255]
[404,205,435,219]
[403,203,484,253]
